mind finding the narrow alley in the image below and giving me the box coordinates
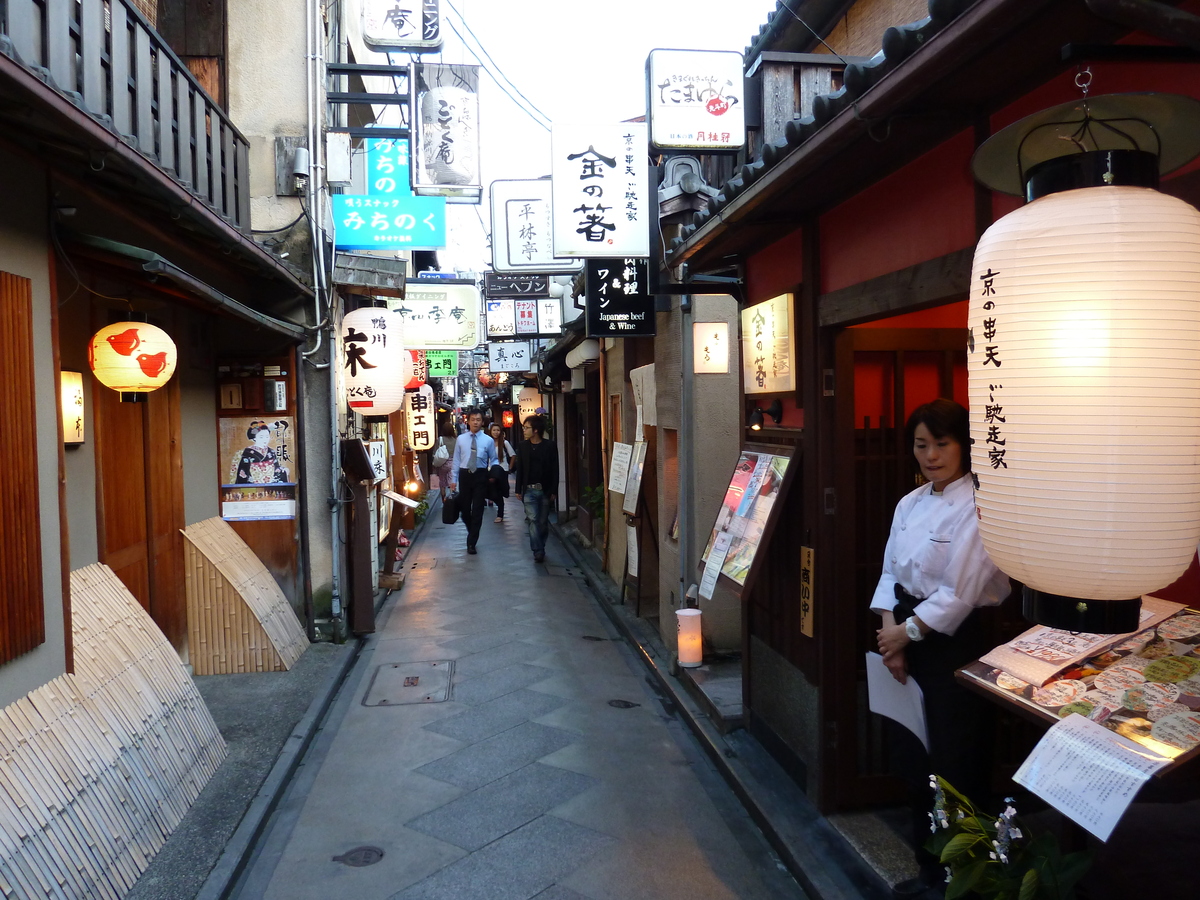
[229,506,807,900]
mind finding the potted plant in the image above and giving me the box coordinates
[580,485,606,543]
[927,776,1091,900]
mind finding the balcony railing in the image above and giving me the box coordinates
[0,0,250,233]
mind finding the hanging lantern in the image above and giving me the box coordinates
[968,93,1200,633]
[342,306,409,415]
[89,319,177,402]
[406,350,427,389]
[477,361,499,389]
[405,384,436,451]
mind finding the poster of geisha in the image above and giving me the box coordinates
[219,416,298,521]
[700,449,794,591]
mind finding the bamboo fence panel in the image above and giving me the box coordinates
[0,563,225,898]
[181,518,307,675]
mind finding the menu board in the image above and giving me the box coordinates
[700,449,793,592]
[961,607,1200,762]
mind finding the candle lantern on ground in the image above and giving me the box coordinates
[676,608,703,668]
[968,92,1200,632]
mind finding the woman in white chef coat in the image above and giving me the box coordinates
[871,399,1011,900]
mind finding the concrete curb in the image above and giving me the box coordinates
[197,501,441,900]
[552,521,888,900]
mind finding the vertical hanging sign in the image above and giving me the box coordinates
[799,546,815,638]
[551,123,649,258]
[490,180,582,273]
[405,384,436,450]
[411,63,482,202]
[585,258,655,337]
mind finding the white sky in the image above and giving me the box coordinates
[423,0,781,272]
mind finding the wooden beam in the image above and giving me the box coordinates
[817,246,973,327]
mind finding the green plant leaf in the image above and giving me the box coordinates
[940,832,982,862]
[1018,867,1038,900]
[946,860,988,900]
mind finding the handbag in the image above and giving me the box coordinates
[489,463,510,498]
[432,437,450,466]
[441,491,460,525]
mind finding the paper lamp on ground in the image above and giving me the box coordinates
[343,307,409,416]
[676,608,703,668]
[89,320,177,402]
[968,93,1200,633]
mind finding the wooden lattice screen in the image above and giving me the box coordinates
[0,270,45,664]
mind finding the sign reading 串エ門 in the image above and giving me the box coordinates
[585,258,654,338]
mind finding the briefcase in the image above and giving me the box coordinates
[441,491,460,525]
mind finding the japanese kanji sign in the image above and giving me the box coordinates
[584,258,655,338]
[485,289,563,341]
[332,137,446,250]
[484,273,550,299]
[341,307,409,415]
[390,283,479,349]
[411,63,481,201]
[490,180,582,273]
[692,321,730,374]
[405,384,436,451]
[647,49,745,152]
[551,123,649,258]
[740,293,795,394]
[363,0,442,51]
[487,341,532,373]
[425,350,459,377]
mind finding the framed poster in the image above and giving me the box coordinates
[700,445,797,597]
[220,417,298,520]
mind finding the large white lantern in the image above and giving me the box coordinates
[89,319,177,401]
[342,306,409,416]
[968,93,1200,632]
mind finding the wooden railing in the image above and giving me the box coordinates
[1,0,251,232]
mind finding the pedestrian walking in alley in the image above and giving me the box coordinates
[432,422,457,502]
[487,421,515,523]
[513,414,558,563]
[449,410,497,555]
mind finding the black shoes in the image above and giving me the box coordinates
[467,546,477,555]
[533,552,544,563]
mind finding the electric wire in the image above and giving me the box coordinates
[776,0,851,67]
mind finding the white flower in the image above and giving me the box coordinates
[1010,828,1023,840]
[989,852,997,860]
[945,867,952,884]
[1004,806,1017,819]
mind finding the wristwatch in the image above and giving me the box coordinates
[904,616,925,642]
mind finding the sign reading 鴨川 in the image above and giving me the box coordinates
[585,258,654,338]
[741,293,795,394]
[551,123,649,258]
[490,180,582,273]
[647,49,745,152]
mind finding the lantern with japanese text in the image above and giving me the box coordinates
[968,93,1200,632]
[405,384,436,451]
[342,306,409,416]
[406,350,427,389]
[89,319,177,402]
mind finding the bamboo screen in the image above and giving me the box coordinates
[0,270,45,665]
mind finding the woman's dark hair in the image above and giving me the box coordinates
[906,398,971,472]
[246,421,271,440]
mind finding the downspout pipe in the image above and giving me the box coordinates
[679,292,695,601]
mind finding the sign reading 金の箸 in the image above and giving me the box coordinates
[741,293,795,394]
[585,258,655,338]
[647,49,746,152]
[551,123,649,258]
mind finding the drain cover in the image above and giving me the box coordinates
[332,846,384,867]
[608,699,641,709]
[362,660,453,706]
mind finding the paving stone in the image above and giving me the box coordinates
[531,887,592,900]
[406,763,597,851]
[425,690,568,744]
[414,722,578,791]
[452,664,555,705]
[454,639,553,679]
[388,816,615,900]
[439,626,533,655]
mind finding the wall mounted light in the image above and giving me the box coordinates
[692,321,730,373]
[748,397,783,431]
[61,371,84,443]
[88,316,177,402]
[969,92,1200,632]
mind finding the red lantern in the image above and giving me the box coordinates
[502,409,514,428]
[477,362,499,389]
[406,350,427,389]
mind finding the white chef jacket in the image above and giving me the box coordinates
[869,473,1010,636]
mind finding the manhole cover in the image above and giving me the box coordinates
[580,635,607,642]
[608,699,641,709]
[333,846,384,867]
[362,660,453,706]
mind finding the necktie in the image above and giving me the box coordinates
[469,433,477,472]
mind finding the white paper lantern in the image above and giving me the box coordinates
[405,384,436,451]
[968,185,1200,603]
[342,307,408,415]
[89,321,177,401]
[676,608,703,668]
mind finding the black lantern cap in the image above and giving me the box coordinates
[1022,586,1142,635]
[972,92,1200,197]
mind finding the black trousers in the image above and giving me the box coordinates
[458,468,488,548]
[888,608,993,878]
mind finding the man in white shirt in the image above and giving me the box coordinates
[448,410,497,554]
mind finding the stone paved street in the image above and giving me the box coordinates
[232,501,807,900]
